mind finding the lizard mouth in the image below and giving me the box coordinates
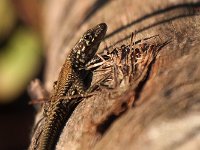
[95,23,107,41]
[98,23,107,32]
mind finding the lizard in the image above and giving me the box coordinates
[35,23,107,150]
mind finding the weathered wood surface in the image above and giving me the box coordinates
[31,0,200,149]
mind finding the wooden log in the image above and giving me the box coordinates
[29,0,200,149]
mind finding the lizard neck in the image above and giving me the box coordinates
[69,50,86,69]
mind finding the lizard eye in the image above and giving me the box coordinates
[84,34,93,40]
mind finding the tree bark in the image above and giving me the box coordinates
[30,0,200,150]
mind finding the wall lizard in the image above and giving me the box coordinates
[35,23,107,150]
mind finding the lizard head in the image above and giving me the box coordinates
[71,23,107,68]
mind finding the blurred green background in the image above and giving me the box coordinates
[0,0,43,149]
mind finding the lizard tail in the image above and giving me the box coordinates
[38,100,78,150]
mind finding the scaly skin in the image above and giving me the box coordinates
[37,23,107,150]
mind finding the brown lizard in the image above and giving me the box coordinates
[34,23,107,150]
